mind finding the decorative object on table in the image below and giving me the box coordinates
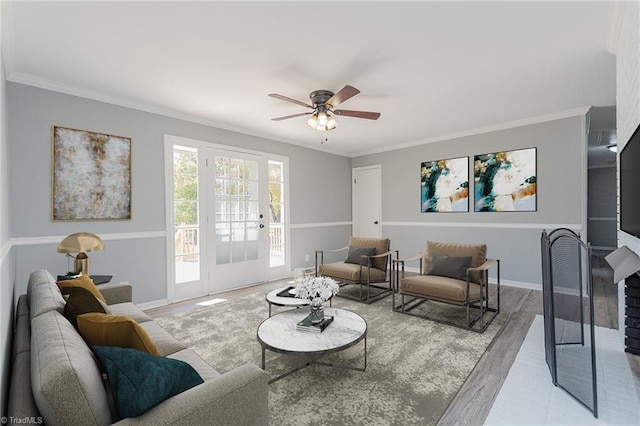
[294,276,339,323]
[474,147,536,212]
[57,232,104,274]
[275,286,296,298]
[421,156,469,212]
[296,314,334,333]
[52,125,131,221]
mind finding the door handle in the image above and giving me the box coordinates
[374,221,379,225]
[259,224,265,228]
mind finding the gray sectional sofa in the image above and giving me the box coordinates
[7,270,269,425]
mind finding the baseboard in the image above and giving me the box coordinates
[137,298,169,310]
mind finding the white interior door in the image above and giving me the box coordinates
[207,148,270,292]
[352,165,382,237]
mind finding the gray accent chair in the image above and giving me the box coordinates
[316,236,397,304]
[393,241,500,332]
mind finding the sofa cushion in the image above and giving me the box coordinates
[77,313,160,356]
[106,302,153,323]
[92,346,204,419]
[423,241,487,284]
[167,349,220,382]
[318,262,387,283]
[63,287,107,329]
[138,321,188,356]
[31,310,112,425]
[401,274,482,303]
[426,253,472,281]
[57,274,107,303]
[345,246,377,265]
[28,270,66,320]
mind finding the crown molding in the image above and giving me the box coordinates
[350,106,592,157]
[5,70,351,157]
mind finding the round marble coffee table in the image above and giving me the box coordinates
[265,286,332,317]
[257,307,367,383]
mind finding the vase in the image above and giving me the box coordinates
[309,300,325,323]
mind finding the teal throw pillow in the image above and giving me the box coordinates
[427,253,472,281]
[92,346,204,419]
[345,246,376,265]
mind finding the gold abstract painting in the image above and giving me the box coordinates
[52,126,131,220]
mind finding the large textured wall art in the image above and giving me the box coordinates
[420,157,469,212]
[53,126,131,220]
[474,147,536,212]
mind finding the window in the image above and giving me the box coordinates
[173,146,200,283]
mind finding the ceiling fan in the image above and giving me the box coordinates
[269,85,381,131]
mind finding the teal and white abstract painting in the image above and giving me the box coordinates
[474,147,536,212]
[421,157,469,212]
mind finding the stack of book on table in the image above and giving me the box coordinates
[296,315,334,333]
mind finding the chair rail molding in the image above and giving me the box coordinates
[384,222,582,230]
[11,230,167,246]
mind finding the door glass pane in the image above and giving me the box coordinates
[216,157,229,177]
[216,244,230,264]
[231,222,245,241]
[247,242,259,261]
[246,222,259,241]
[216,222,230,242]
[232,243,245,262]
[215,179,228,197]
[269,160,285,267]
[174,201,198,226]
[216,201,229,221]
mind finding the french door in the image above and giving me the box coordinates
[206,147,270,292]
[166,136,284,302]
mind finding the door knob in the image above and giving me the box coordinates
[374,221,379,225]
[259,224,265,228]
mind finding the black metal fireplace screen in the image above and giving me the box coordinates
[540,228,598,418]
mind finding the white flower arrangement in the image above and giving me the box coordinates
[294,276,339,303]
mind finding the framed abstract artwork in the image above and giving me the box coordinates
[420,156,469,212]
[474,147,536,212]
[52,125,132,220]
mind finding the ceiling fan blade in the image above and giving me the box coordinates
[268,93,313,109]
[326,85,360,107]
[271,112,312,121]
[333,109,381,120]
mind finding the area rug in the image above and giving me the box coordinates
[155,291,506,425]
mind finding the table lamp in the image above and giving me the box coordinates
[57,232,104,275]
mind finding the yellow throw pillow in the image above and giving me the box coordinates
[77,313,160,356]
[57,274,106,303]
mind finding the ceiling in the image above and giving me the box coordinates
[2,1,617,157]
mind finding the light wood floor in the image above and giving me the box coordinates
[145,254,640,425]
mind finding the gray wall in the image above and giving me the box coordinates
[7,82,352,303]
[352,116,587,286]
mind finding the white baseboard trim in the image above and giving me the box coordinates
[11,230,167,247]
[137,298,169,311]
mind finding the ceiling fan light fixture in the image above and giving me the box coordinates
[317,111,328,126]
[307,114,318,129]
[326,116,336,130]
